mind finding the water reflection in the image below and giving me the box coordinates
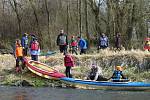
[13,90,31,100]
[0,87,150,100]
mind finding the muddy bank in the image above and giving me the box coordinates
[0,50,150,87]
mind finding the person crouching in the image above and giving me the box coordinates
[87,64,108,81]
[64,53,75,78]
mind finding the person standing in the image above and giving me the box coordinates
[98,33,109,50]
[56,30,68,55]
[70,36,78,55]
[29,37,40,61]
[64,53,75,78]
[78,36,87,55]
[15,39,24,72]
[21,33,28,56]
[115,33,121,50]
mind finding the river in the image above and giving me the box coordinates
[0,86,149,100]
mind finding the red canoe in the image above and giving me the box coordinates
[24,58,65,79]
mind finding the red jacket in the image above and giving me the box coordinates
[64,54,74,67]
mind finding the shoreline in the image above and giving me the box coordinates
[0,50,150,88]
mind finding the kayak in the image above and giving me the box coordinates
[60,77,150,91]
[25,59,65,79]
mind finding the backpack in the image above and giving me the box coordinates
[59,35,67,45]
[31,41,39,50]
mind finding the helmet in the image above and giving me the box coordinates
[115,66,123,71]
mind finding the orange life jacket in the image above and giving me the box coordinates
[16,44,23,57]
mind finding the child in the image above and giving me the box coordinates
[30,37,40,61]
[70,36,78,55]
[110,66,127,82]
[15,39,24,72]
[64,53,75,78]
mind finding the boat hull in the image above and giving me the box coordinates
[25,59,65,79]
[60,77,150,91]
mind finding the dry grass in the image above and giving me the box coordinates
[0,54,15,71]
[40,50,150,81]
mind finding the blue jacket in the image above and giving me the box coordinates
[21,36,28,48]
[78,38,87,49]
[99,36,108,47]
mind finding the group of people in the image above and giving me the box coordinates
[56,30,124,56]
[14,30,129,82]
[56,30,88,55]
[63,52,127,82]
[57,29,128,82]
[15,33,40,72]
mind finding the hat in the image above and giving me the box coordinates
[115,66,123,71]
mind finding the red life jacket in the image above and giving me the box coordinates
[31,41,39,50]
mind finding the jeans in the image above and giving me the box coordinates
[31,55,38,61]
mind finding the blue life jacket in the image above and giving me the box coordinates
[112,70,122,80]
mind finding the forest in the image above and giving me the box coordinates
[0,0,149,50]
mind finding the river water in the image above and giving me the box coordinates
[0,86,150,100]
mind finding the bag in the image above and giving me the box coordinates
[59,35,66,45]
[31,41,39,50]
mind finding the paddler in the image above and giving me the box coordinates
[110,64,128,82]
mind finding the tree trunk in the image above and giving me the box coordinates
[9,0,22,37]
[44,0,52,49]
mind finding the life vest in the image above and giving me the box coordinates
[100,36,108,47]
[71,39,77,46]
[144,41,150,50]
[112,70,122,80]
[31,41,39,50]
[90,67,98,76]
[16,44,23,57]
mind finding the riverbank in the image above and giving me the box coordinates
[0,50,150,88]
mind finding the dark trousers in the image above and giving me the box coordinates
[59,45,67,55]
[65,66,72,78]
[31,55,38,61]
[80,49,86,55]
[23,48,28,56]
[88,75,108,81]
[16,56,25,69]
[71,46,78,55]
